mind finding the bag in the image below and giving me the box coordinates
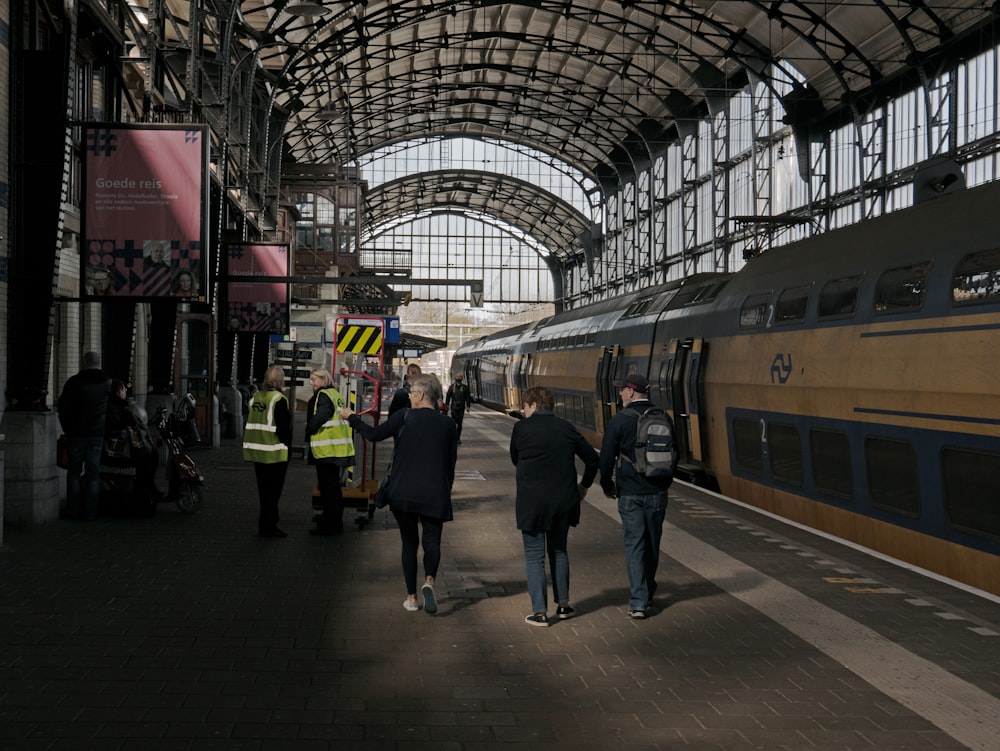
[104,429,132,460]
[128,427,151,458]
[374,408,409,509]
[57,434,69,470]
[622,407,677,486]
[374,474,392,509]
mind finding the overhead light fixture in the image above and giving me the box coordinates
[316,102,339,120]
[284,1,331,17]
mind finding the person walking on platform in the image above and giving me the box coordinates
[510,386,599,626]
[305,366,355,536]
[445,373,472,443]
[388,362,421,416]
[599,373,672,619]
[57,351,112,521]
[243,365,292,538]
[340,373,458,614]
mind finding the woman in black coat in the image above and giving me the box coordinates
[509,386,599,626]
[340,372,458,614]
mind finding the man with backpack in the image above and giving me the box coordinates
[599,373,677,619]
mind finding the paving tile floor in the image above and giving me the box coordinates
[1,410,998,750]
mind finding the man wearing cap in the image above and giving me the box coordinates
[598,372,669,619]
[445,373,472,444]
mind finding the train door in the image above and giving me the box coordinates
[596,344,621,432]
[510,354,531,410]
[469,358,481,402]
[664,339,689,462]
[504,355,519,412]
[684,338,706,462]
[665,337,708,467]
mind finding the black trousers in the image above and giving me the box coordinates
[451,408,466,440]
[254,461,289,533]
[315,462,345,531]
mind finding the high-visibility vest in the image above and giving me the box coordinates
[309,387,355,460]
[242,391,289,463]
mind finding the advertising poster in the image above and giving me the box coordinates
[82,124,208,301]
[226,243,290,333]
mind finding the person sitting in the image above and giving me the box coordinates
[105,379,162,500]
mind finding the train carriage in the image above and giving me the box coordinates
[454,180,1000,595]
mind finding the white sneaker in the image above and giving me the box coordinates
[421,583,438,614]
[403,598,419,612]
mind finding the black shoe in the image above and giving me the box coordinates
[628,609,647,619]
[524,613,549,627]
[556,605,575,620]
[259,528,287,538]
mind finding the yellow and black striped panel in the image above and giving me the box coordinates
[336,324,383,354]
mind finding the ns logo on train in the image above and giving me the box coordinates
[770,353,793,384]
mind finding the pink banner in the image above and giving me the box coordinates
[82,125,208,300]
[226,243,290,333]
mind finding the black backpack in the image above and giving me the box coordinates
[622,406,677,486]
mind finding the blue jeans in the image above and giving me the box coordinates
[521,517,570,615]
[618,492,668,611]
[66,435,104,520]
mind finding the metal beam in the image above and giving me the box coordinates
[226,275,480,286]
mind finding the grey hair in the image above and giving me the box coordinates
[410,373,442,404]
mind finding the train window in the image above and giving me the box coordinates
[732,418,763,475]
[739,293,771,329]
[952,248,1000,306]
[810,429,853,500]
[942,447,1000,540]
[865,436,920,517]
[768,422,803,486]
[818,275,863,318]
[873,262,930,314]
[775,284,813,324]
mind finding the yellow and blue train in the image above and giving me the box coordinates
[453,180,1000,595]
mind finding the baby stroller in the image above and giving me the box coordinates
[151,394,205,513]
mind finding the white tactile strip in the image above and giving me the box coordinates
[587,495,1000,751]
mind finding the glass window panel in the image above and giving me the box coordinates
[733,417,762,475]
[874,262,930,314]
[775,284,812,323]
[942,447,1000,539]
[810,429,853,499]
[865,437,920,517]
[819,275,863,318]
[953,248,1000,305]
[739,293,771,329]
[768,422,803,486]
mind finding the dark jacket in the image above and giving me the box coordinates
[445,382,471,412]
[387,382,411,416]
[57,368,112,438]
[510,410,599,531]
[599,398,669,497]
[348,407,458,520]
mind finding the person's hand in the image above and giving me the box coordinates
[338,407,352,420]
[577,483,589,499]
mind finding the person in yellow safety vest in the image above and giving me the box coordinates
[243,365,293,538]
[305,366,356,535]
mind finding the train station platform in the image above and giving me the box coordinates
[1,409,999,750]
